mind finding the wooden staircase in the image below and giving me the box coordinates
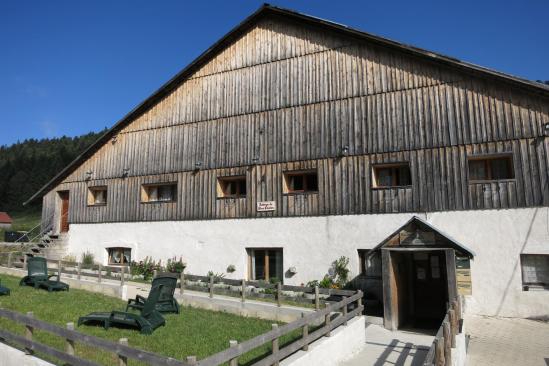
[19,232,69,263]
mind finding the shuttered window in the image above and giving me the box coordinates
[521,254,549,290]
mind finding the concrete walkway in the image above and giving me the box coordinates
[340,323,434,366]
[466,315,549,366]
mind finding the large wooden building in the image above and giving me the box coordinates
[28,5,549,328]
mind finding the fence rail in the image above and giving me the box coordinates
[423,296,463,366]
[0,308,188,366]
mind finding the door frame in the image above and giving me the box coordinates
[57,191,70,233]
[381,248,457,330]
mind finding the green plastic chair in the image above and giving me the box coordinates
[78,284,166,335]
[126,273,180,314]
[0,279,10,296]
[19,257,69,292]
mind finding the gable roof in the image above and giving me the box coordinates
[0,212,13,224]
[371,215,475,257]
[24,3,549,205]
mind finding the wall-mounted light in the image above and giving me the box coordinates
[122,168,130,177]
[194,162,202,171]
[111,135,118,144]
[251,156,260,165]
[340,145,349,157]
[85,171,93,180]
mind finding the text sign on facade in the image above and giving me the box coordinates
[257,201,276,212]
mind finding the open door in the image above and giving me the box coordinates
[59,191,70,233]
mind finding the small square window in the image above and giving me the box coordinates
[468,155,514,182]
[521,254,549,290]
[141,183,177,203]
[217,176,247,198]
[107,247,131,265]
[283,170,318,194]
[88,186,107,206]
[372,163,411,188]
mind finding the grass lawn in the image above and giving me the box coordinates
[0,275,303,366]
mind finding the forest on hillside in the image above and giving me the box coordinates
[0,130,107,213]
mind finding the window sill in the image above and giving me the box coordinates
[216,196,247,200]
[140,200,177,204]
[371,185,412,190]
[469,179,516,184]
[87,203,107,207]
[522,284,549,291]
[283,191,319,196]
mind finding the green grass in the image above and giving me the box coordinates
[0,275,304,365]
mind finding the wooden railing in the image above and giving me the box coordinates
[423,297,464,366]
[181,273,356,309]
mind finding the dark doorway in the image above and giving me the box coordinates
[58,191,70,233]
[382,249,453,331]
[410,251,448,328]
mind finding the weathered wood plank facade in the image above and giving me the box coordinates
[39,9,549,230]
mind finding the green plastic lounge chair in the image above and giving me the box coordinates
[0,279,10,296]
[78,284,166,335]
[126,273,180,314]
[19,257,69,292]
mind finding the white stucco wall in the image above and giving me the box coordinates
[67,207,549,318]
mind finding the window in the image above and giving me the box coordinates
[283,170,318,194]
[358,250,381,278]
[88,186,107,206]
[372,163,411,188]
[107,247,131,265]
[521,254,549,290]
[248,248,283,282]
[217,176,247,198]
[141,183,177,203]
[468,155,514,182]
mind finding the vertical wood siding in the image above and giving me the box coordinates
[42,16,549,225]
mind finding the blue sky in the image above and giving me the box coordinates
[1,0,547,146]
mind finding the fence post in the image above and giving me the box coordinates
[241,279,246,302]
[118,338,128,366]
[23,255,28,270]
[153,269,158,279]
[58,259,62,280]
[342,296,348,326]
[301,313,309,351]
[443,321,452,365]
[209,275,214,298]
[272,324,279,366]
[325,309,332,337]
[435,337,445,366]
[314,285,320,311]
[25,311,34,355]
[449,309,457,347]
[7,252,12,268]
[229,340,238,366]
[66,322,75,361]
[121,266,125,286]
[186,356,197,365]
[77,262,81,280]
[98,264,102,283]
[277,282,282,307]
[357,290,363,309]
[180,271,185,295]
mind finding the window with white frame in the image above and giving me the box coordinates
[521,254,549,290]
[107,247,131,265]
